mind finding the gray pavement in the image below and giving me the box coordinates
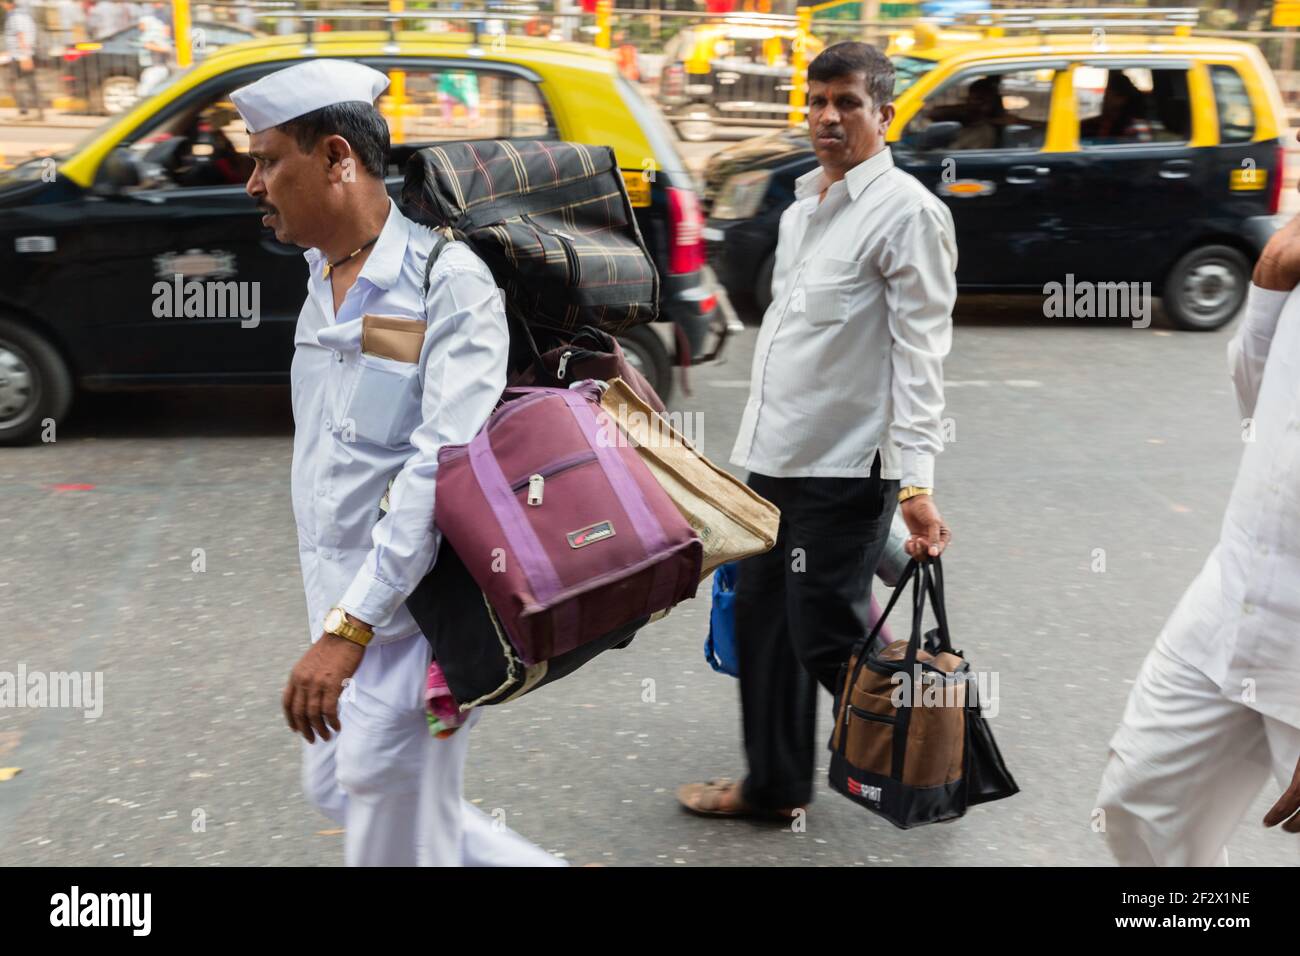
[1,296,1295,866]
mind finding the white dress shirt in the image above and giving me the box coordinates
[291,197,509,645]
[1159,282,1300,728]
[729,147,957,488]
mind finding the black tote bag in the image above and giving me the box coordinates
[829,557,1017,828]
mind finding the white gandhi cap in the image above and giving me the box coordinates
[230,60,390,134]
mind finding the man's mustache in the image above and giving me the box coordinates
[256,200,278,215]
[815,129,845,140]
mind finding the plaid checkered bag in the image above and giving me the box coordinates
[401,140,659,336]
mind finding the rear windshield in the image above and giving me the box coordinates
[1209,65,1256,144]
[891,55,939,97]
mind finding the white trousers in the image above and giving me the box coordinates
[300,633,566,867]
[1096,634,1300,866]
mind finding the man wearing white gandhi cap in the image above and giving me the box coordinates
[232,59,563,866]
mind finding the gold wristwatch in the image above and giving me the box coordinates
[897,486,933,503]
[323,607,374,646]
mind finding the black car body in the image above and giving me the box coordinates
[705,55,1284,329]
[0,36,722,445]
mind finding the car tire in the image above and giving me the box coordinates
[754,249,776,317]
[675,107,717,143]
[0,318,74,447]
[616,324,674,405]
[1162,244,1251,331]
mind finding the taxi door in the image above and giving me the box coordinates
[1049,61,1209,283]
[892,61,1070,289]
[83,67,305,381]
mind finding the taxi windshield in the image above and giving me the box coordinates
[0,65,196,187]
[891,55,938,96]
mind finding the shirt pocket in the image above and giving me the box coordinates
[799,255,862,328]
[342,353,423,448]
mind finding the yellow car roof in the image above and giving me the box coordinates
[60,31,647,187]
[899,31,1269,63]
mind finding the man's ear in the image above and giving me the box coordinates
[878,102,895,136]
[322,134,354,183]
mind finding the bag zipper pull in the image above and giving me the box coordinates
[556,350,573,380]
[527,474,545,506]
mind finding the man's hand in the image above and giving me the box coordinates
[1263,754,1300,833]
[1254,214,1300,292]
[282,634,365,743]
[900,494,950,560]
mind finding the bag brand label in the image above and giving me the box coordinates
[567,520,616,549]
[847,778,882,803]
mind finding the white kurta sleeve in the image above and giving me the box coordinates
[337,252,509,628]
[1227,284,1290,420]
[879,201,957,489]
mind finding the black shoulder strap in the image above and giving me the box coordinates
[422,231,451,299]
[421,229,546,378]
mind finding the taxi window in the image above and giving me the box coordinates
[1076,66,1191,147]
[890,55,937,97]
[903,67,1054,151]
[377,67,554,144]
[120,85,254,190]
[1209,65,1255,143]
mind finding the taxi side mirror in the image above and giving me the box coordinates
[919,121,961,152]
[98,148,143,191]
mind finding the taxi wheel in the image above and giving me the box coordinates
[675,108,717,144]
[0,319,73,446]
[1162,245,1250,331]
[616,325,674,405]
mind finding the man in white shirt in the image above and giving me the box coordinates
[2,0,41,119]
[232,60,563,866]
[678,42,957,819]
[1096,216,1300,864]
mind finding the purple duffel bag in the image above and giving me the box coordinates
[434,381,703,665]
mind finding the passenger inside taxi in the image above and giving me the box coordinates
[1080,73,1152,144]
[925,74,1046,150]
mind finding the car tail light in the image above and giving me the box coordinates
[664,64,683,97]
[699,293,717,314]
[62,49,87,62]
[667,186,705,275]
[1268,140,1284,216]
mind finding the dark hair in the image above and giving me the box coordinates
[807,41,894,109]
[277,101,390,179]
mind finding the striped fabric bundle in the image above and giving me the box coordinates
[401,140,659,335]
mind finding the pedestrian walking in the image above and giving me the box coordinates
[3,0,42,120]
[1095,212,1300,864]
[231,60,564,867]
[677,41,957,820]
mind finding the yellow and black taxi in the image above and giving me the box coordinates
[657,18,824,142]
[704,13,1287,330]
[0,25,720,444]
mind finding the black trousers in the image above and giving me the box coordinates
[8,62,39,114]
[737,461,899,810]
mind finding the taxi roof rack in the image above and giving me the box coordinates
[245,5,551,55]
[937,6,1199,35]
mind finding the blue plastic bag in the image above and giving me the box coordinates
[704,562,740,676]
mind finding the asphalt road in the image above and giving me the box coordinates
[2,295,1295,867]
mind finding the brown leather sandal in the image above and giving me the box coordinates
[676,778,799,821]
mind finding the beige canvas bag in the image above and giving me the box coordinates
[599,377,779,579]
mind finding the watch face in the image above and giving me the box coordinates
[324,608,344,632]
